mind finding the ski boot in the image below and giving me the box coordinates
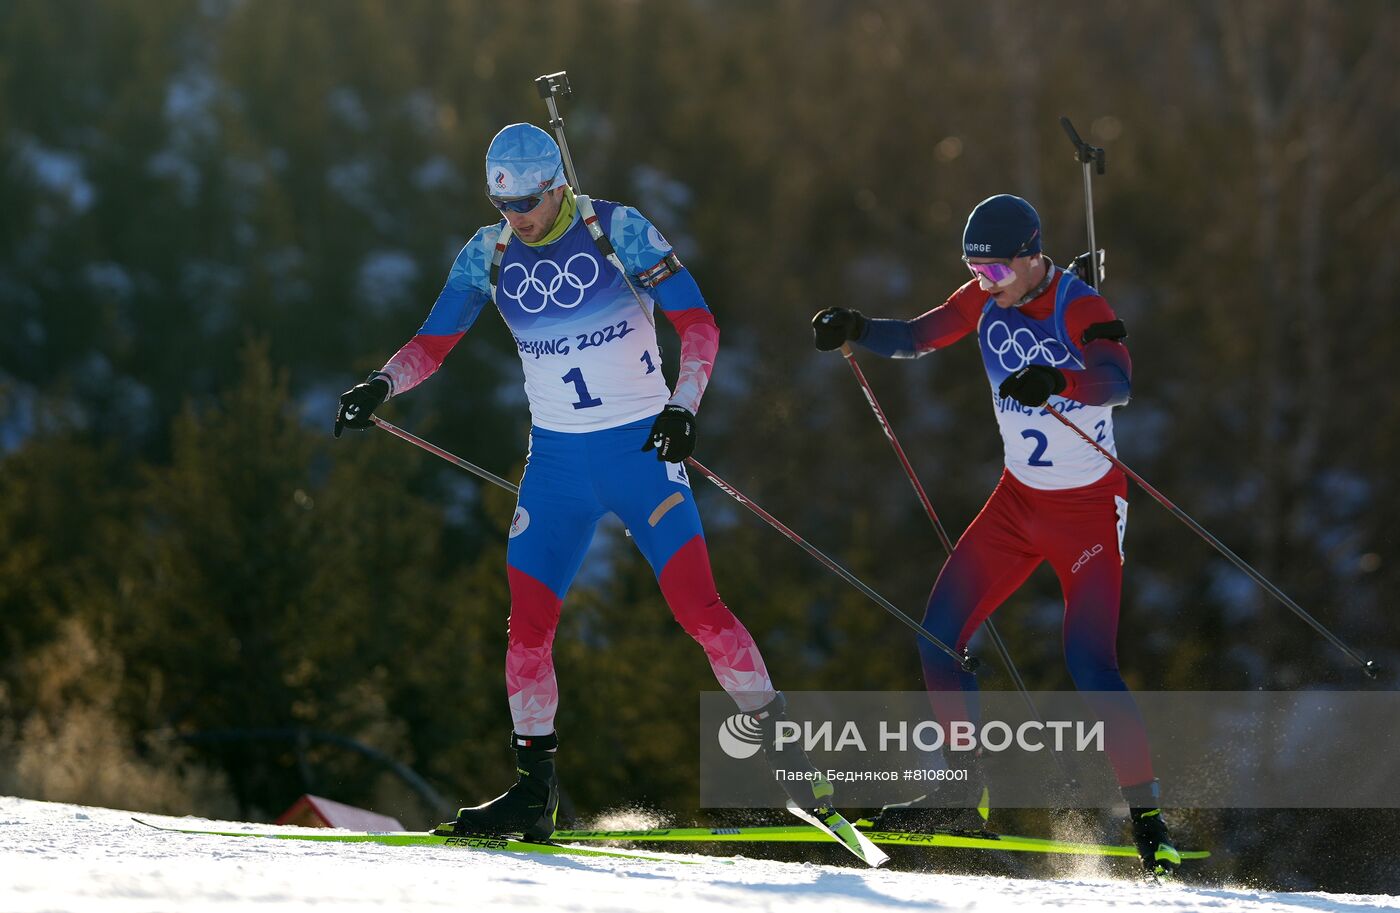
[750,692,837,811]
[433,731,559,841]
[871,749,990,834]
[1123,779,1181,879]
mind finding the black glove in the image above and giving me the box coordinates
[334,377,390,438]
[642,405,696,462]
[998,365,1066,407]
[811,307,867,351]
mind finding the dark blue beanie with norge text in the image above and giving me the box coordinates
[963,194,1042,259]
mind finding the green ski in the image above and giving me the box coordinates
[785,800,889,868]
[549,822,1210,861]
[135,817,1209,865]
[131,818,702,864]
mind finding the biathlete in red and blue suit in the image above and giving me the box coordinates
[335,123,831,839]
[811,194,1180,877]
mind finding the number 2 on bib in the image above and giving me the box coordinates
[1022,429,1053,466]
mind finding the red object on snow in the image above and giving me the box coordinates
[274,795,404,831]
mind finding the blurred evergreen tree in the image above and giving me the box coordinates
[103,341,507,817]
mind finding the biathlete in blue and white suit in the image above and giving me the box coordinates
[335,123,830,839]
[812,195,1180,878]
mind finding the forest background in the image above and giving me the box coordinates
[2,0,1398,893]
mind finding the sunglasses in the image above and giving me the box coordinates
[962,229,1040,288]
[963,259,1018,287]
[490,192,551,214]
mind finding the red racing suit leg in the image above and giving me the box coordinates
[919,468,1154,788]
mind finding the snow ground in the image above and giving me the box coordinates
[1,796,1396,913]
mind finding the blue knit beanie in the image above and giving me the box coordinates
[963,195,1042,259]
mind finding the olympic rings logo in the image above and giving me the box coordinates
[500,253,601,313]
[985,320,1072,372]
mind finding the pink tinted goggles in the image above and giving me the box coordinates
[962,259,1017,288]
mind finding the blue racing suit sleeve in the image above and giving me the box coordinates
[858,318,921,358]
[603,202,706,312]
[375,223,498,396]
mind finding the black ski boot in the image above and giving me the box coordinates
[1123,779,1181,879]
[434,732,560,841]
[872,749,990,834]
[750,692,837,811]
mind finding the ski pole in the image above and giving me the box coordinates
[683,457,976,673]
[1056,117,1376,679]
[838,343,1034,676]
[372,416,519,494]
[372,416,643,539]
[1045,407,1377,678]
[837,343,1077,787]
[371,415,967,668]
